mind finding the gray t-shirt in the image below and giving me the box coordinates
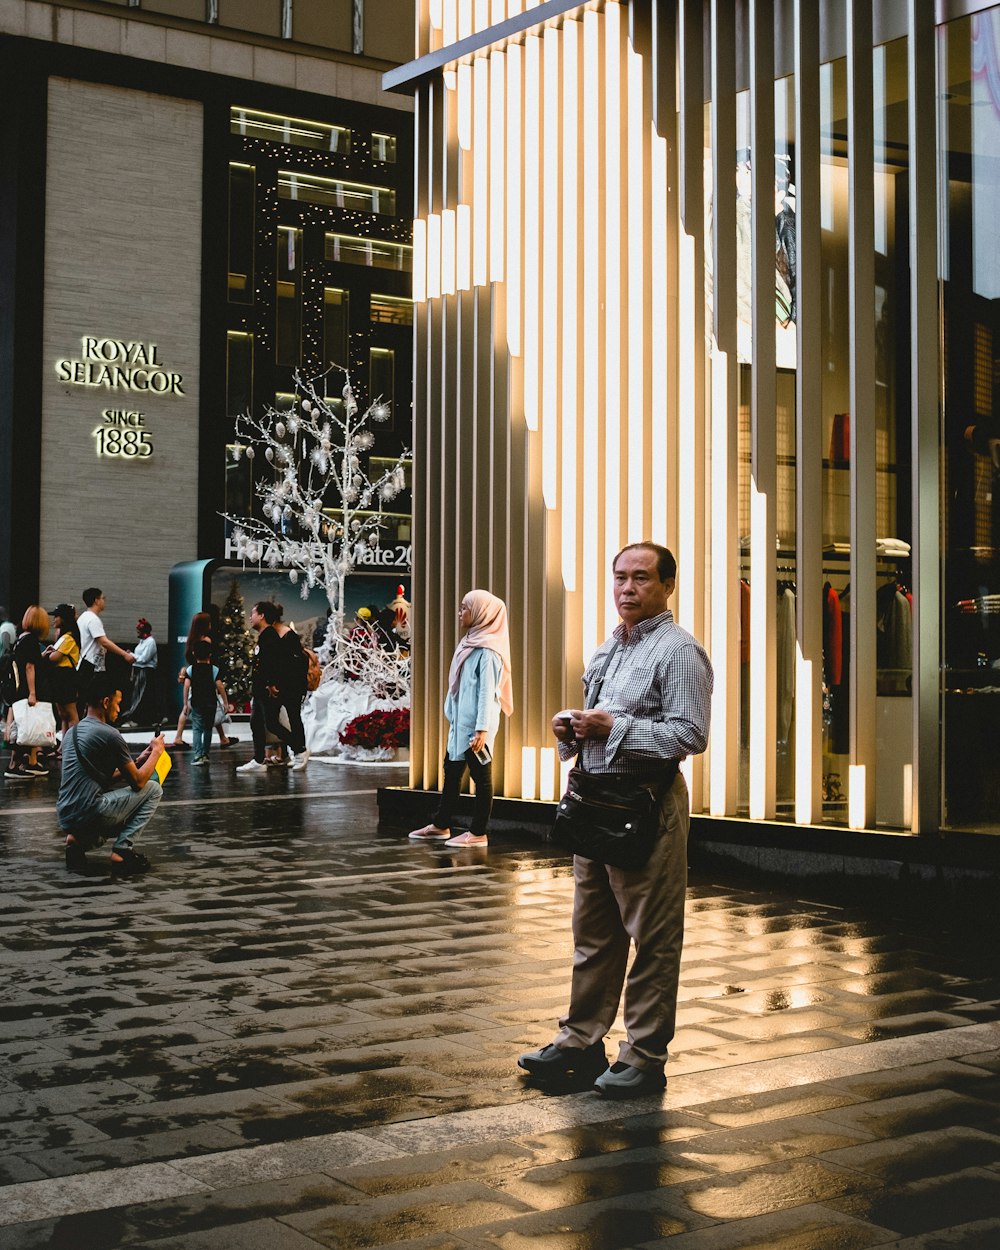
[57,718,132,830]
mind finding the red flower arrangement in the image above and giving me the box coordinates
[339,707,410,750]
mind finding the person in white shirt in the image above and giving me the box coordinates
[76,589,135,697]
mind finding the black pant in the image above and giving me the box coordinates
[281,693,306,755]
[250,693,292,762]
[431,750,494,836]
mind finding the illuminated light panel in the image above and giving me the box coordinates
[521,746,537,800]
[441,208,457,296]
[626,42,644,541]
[676,228,697,633]
[491,0,504,24]
[561,18,579,591]
[426,213,442,301]
[457,64,473,151]
[902,762,913,828]
[795,650,812,824]
[458,0,472,40]
[456,203,472,291]
[649,122,669,547]
[473,57,489,289]
[849,764,867,830]
[429,0,443,30]
[522,34,541,431]
[748,484,768,820]
[539,747,556,802]
[443,0,457,48]
[541,26,560,511]
[709,347,731,817]
[489,51,506,284]
[412,218,427,304]
[505,43,523,356]
[603,0,622,636]
[580,8,601,659]
[475,0,488,33]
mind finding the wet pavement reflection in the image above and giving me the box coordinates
[0,751,999,1248]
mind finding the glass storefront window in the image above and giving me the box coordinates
[372,132,397,163]
[230,107,350,154]
[228,163,254,304]
[370,293,413,325]
[278,170,396,216]
[369,347,394,425]
[276,227,302,367]
[325,233,412,271]
[323,287,350,369]
[940,9,1000,832]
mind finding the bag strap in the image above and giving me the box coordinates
[584,641,620,710]
[68,721,107,786]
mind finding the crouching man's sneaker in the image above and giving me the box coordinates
[593,1062,666,1098]
[110,847,152,877]
[518,1042,608,1086]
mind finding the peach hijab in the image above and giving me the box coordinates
[448,589,514,717]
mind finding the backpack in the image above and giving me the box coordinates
[0,652,20,706]
[302,644,322,692]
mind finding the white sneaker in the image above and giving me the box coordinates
[236,759,268,773]
[291,749,310,771]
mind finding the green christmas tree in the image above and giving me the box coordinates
[217,578,255,706]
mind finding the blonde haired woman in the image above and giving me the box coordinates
[5,606,53,780]
[409,589,513,848]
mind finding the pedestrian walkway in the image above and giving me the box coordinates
[0,754,998,1248]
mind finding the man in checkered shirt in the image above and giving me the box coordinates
[519,542,713,1097]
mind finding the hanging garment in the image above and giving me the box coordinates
[823,583,843,687]
[776,586,796,745]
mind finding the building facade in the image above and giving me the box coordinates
[0,0,415,640]
[390,0,1000,838]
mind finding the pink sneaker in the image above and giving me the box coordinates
[408,824,450,840]
[444,831,488,848]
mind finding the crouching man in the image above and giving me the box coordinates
[59,673,165,875]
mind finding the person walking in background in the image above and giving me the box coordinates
[0,607,15,660]
[43,603,80,737]
[408,589,513,849]
[5,606,56,780]
[237,601,294,774]
[183,639,232,766]
[170,612,233,750]
[59,674,164,876]
[275,604,310,771]
[76,589,136,696]
[518,543,713,1098]
[120,618,159,729]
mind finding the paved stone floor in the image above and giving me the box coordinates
[1,747,999,1249]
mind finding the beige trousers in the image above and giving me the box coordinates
[553,771,689,1072]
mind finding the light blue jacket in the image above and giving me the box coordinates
[444,647,503,761]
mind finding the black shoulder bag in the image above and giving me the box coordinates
[549,644,677,871]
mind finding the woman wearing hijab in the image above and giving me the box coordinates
[408,589,513,848]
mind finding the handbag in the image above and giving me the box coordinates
[12,698,58,749]
[548,643,676,870]
[214,694,231,728]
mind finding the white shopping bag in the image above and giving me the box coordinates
[12,699,57,748]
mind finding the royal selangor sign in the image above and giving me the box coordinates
[55,336,187,462]
[55,337,185,395]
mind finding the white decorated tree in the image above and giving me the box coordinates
[221,368,411,708]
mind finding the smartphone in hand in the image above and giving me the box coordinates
[471,743,492,765]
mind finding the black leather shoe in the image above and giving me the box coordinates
[593,1061,666,1098]
[518,1042,608,1084]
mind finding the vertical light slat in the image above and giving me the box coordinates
[749,0,777,822]
[522,33,541,432]
[489,51,505,283]
[581,7,603,660]
[626,34,646,542]
[847,0,877,828]
[541,26,561,512]
[561,18,580,593]
[472,56,489,289]
[604,0,624,636]
[908,0,940,833]
[794,0,823,825]
[709,0,739,816]
[505,43,522,356]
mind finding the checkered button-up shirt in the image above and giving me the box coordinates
[559,610,714,776]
